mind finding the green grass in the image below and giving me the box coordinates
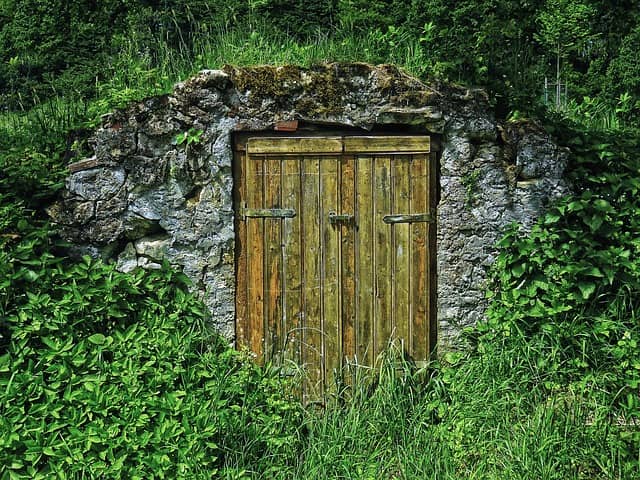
[272,337,638,480]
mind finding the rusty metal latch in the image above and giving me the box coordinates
[241,208,296,219]
[383,213,434,224]
[328,210,354,224]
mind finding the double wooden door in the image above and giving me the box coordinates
[234,135,436,400]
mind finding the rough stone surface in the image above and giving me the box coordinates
[50,63,571,348]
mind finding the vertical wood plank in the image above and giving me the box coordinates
[263,156,283,363]
[411,153,429,361]
[234,149,248,348]
[393,155,411,354]
[340,155,356,367]
[301,155,323,402]
[374,156,393,358]
[355,155,374,367]
[428,151,438,353]
[320,155,340,392]
[282,156,303,373]
[246,153,265,362]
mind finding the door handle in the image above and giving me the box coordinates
[328,210,354,224]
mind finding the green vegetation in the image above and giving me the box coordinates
[2,0,640,125]
[1,1,640,478]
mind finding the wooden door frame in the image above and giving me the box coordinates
[232,127,441,369]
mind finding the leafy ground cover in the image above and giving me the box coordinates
[2,114,639,478]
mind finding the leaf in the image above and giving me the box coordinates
[88,333,106,345]
[593,198,613,212]
[544,211,562,224]
[511,262,527,277]
[577,282,596,299]
[583,267,604,277]
[0,353,10,372]
[583,214,603,232]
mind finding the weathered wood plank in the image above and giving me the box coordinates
[246,154,265,362]
[301,155,323,401]
[374,156,393,358]
[320,155,341,392]
[248,137,342,155]
[282,157,303,374]
[234,150,248,348]
[355,155,374,366]
[410,153,429,361]
[264,156,283,363]
[428,151,438,353]
[340,155,356,368]
[393,155,411,353]
[343,136,430,154]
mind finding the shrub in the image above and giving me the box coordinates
[476,125,640,430]
[0,225,301,478]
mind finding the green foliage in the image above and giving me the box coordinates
[2,0,639,128]
[281,341,640,479]
[461,169,481,209]
[535,0,596,57]
[478,126,640,418]
[0,221,301,478]
[2,3,640,477]
[253,0,338,38]
[173,128,204,148]
[338,0,409,33]
[607,24,640,101]
[563,93,640,131]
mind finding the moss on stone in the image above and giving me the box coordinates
[223,65,304,105]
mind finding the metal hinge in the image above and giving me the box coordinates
[382,213,434,224]
[241,208,296,220]
[328,210,354,224]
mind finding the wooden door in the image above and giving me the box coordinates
[234,135,436,401]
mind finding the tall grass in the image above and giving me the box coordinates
[272,333,639,480]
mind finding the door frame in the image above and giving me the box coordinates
[232,127,440,382]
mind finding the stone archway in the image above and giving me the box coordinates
[50,63,570,351]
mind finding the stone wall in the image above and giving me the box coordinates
[49,64,570,347]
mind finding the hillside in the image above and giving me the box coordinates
[1,2,640,478]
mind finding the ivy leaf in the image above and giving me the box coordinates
[577,281,596,299]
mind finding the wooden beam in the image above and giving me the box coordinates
[248,137,342,155]
[344,136,430,154]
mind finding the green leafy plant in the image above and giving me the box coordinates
[461,169,481,209]
[173,127,204,150]
[0,221,302,479]
[476,127,640,419]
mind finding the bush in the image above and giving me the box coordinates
[0,224,301,478]
[477,125,640,420]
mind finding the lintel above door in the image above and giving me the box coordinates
[244,136,431,156]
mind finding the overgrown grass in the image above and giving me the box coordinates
[274,333,638,479]
[2,22,637,148]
